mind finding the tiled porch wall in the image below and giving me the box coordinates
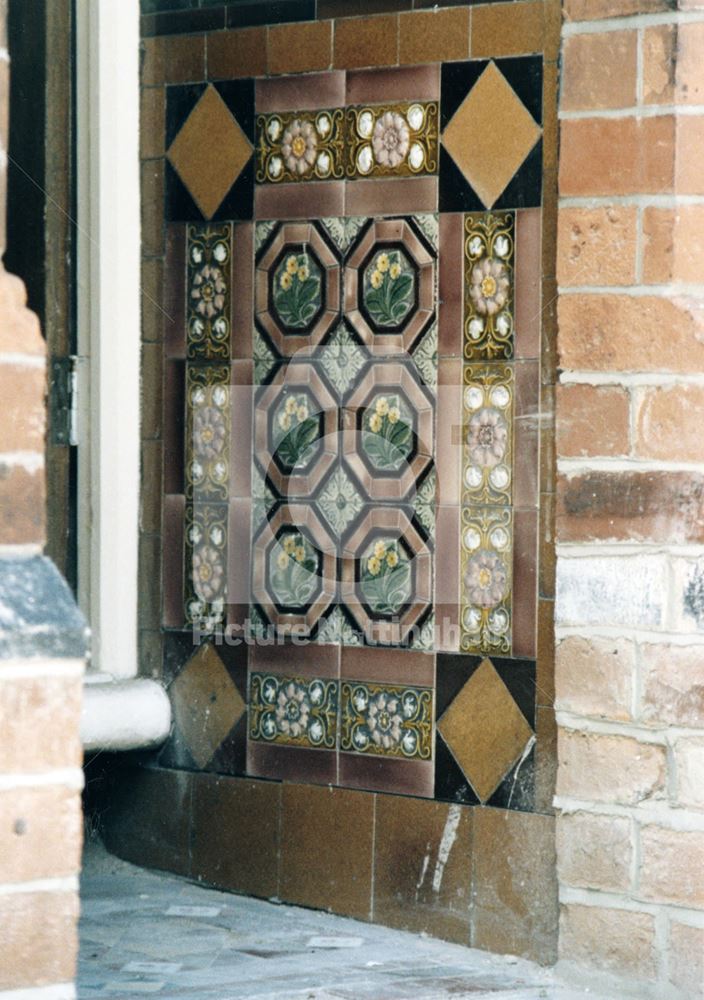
[555,1,704,997]
[126,0,561,963]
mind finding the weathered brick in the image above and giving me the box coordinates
[557,206,637,287]
[640,826,704,907]
[0,269,44,356]
[558,294,704,373]
[673,737,704,809]
[669,922,704,998]
[564,0,672,17]
[559,116,674,197]
[636,384,704,462]
[0,674,83,773]
[556,384,630,458]
[557,812,633,891]
[643,205,704,284]
[559,903,657,980]
[557,729,666,806]
[556,636,634,722]
[561,31,637,112]
[676,116,704,194]
[641,643,704,728]
[556,555,667,629]
[0,785,82,883]
[556,470,704,544]
[0,363,45,453]
[643,24,677,105]
[0,891,79,990]
[0,463,46,546]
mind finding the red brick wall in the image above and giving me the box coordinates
[0,0,84,994]
[555,1,704,995]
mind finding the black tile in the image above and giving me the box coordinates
[225,0,315,29]
[165,160,204,222]
[166,83,207,148]
[486,746,536,813]
[494,139,543,210]
[491,656,536,728]
[214,78,255,141]
[496,55,543,126]
[141,7,225,35]
[438,146,484,214]
[141,0,198,13]
[440,60,487,130]
[435,651,482,717]
[434,732,480,806]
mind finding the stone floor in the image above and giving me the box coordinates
[78,841,608,1000]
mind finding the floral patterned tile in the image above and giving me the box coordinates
[186,224,233,360]
[463,211,515,362]
[460,505,513,656]
[185,364,231,502]
[249,673,338,751]
[340,681,433,760]
[184,502,228,632]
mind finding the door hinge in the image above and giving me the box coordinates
[49,356,79,446]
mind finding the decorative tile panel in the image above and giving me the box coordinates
[340,681,433,760]
[185,364,231,501]
[187,224,232,360]
[346,102,439,180]
[460,506,513,655]
[184,502,228,630]
[463,212,515,361]
[462,364,514,507]
[256,109,346,184]
[249,673,338,750]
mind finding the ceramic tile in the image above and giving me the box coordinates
[267,20,333,77]
[440,58,543,212]
[185,363,231,502]
[436,359,462,505]
[191,774,280,899]
[229,362,253,497]
[167,642,246,769]
[162,494,185,628]
[167,83,254,221]
[254,180,346,221]
[346,65,440,105]
[514,207,542,360]
[438,213,463,356]
[459,506,513,655]
[332,13,399,71]
[246,740,337,785]
[249,673,338,750]
[279,784,374,920]
[345,176,438,216]
[463,211,515,362]
[435,504,461,652]
[340,679,433,760]
[185,223,233,360]
[399,7,470,65]
[163,360,185,495]
[184,502,228,631]
[346,101,439,180]
[257,109,346,185]
[512,508,538,659]
[256,72,346,115]
[207,26,268,81]
[437,656,534,803]
[164,224,186,359]
[226,497,252,615]
[339,753,434,797]
[462,363,514,507]
[514,361,540,509]
[373,795,472,944]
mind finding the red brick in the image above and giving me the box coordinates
[0,675,83,773]
[676,116,704,194]
[0,363,45,453]
[559,904,657,980]
[557,206,637,287]
[556,384,630,458]
[558,294,704,373]
[557,729,666,806]
[636,384,704,462]
[561,31,637,112]
[557,812,633,891]
[0,463,45,546]
[0,891,79,990]
[669,923,704,998]
[641,643,704,728]
[0,785,82,883]
[556,635,634,722]
[643,206,704,284]
[556,470,704,544]
[559,116,674,197]
[640,826,704,907]
[0,269,44,356]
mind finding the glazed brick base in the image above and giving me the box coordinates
[103,762,558,965]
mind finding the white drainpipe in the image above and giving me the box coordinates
[75,0,171,750]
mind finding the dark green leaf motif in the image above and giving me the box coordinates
[269,532,318,609]
[360,539,412,616]
[273,393,320,470]
[364,250,414,328]
[362,394,413,472]
[273,252,322,329]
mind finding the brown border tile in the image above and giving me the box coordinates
[231,223,253,360]
[373,795,472,944]
[256,71,346,113]
[280,784,374,919]
[399,8,470,65]
[230,361,253,498]
[345,176,437,216]
[437,359,462,504]
[512,508,538,660]
[227,498,252,610]
[268,20,333,76]
[515,209,542,360]
[163,360,185,496]
[247,741,338,786]
[333,14,399,70]
[162,495,185,629]
[320,0,410,15]
[435,503,460,653]
[251,639,340,678]
[536,597,555,707]
[207,27,267,80]
[471,1,545,58]
[346,64,440,104]
[341,645,435,687]
[438,214,464,357]
[191,773,280,898]
[255,181,345,220]
[515,360,540,509]
[164,224,186,359]
[141,87,165,160]
[339,753,434,797]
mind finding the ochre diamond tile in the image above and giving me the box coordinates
[167,85,253,220]
[442,62,541,209]
[437,657,533,802]
[169,642,245,768]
